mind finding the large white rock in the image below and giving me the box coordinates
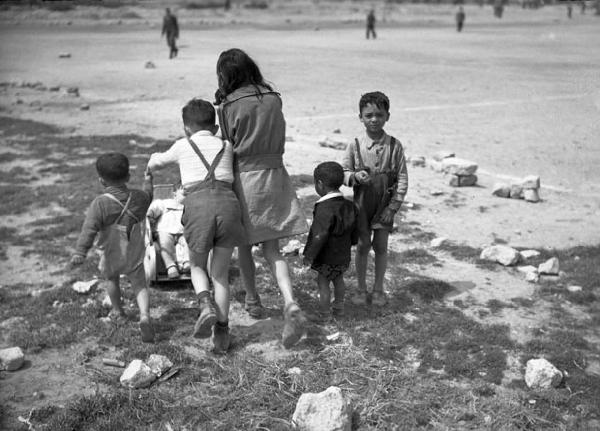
[282,239,304,256]
[120,359,157,389]
[449,174,477,187]
[525,358,562,389]
[441,157,478,176]
[0,347,25,371]
[480,245,520,266]
[292,386,352,431]
[567,285,583,293]
[492,183,511,198]
[147,354,172,377]
[72,279,98,294]
[520,249,541,260]
[516,265,538,274]
[522,175,541,189]
[525,271,539,283]
[523,189,540,203]
[538,257,559,275]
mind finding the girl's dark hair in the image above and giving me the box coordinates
[314,161,344,189]
[96,152,129,182]
[215,48,274,105]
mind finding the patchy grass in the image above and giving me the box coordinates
[437,240,499,270]
[395,247,439,266]
[487,298,514,314]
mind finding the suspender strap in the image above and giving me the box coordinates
[186,137,225,182]
[103,193,140,224]
[354,138,366,171]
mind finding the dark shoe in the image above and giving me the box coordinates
[245,294,264,319]
[193,299,217,339]
[282,302,307,348]
[212,322,230,354]
[139,316,155,343]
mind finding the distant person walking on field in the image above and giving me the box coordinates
[162,8,179,59]
[456,6,466,32]
[366,8,376,39]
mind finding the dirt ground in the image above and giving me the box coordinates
[1,2,599,428]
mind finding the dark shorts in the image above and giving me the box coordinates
[181,182,246,254]
[311,262,348,281]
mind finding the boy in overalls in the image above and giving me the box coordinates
[342,91,408,307]
[147,98,246,353]
[71,153,155,343]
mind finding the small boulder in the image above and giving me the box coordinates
[525,271,539,283]
[80,104,90,111]
[432,150,455,162]
[519,249,540,260]
[522,175,540,189]
[145,61,156,69]
[292,386,352,431]
[449,174,477,187]
[318,136,349,151]
[566,285,582,293]
[480,245,520,266]
[523,189,540,203]
[72,279,98,294]
[58,52,71,58]
[66,87,79,97]
[430,237,447,248]
[49,86,60,92]
[516,265,537,274]
[147,354,172,377]
[441,157,478,176]
[282,239,303,256]
[408,155,426,167]
[492,183,511,198]
[509,184,523,199]
[525,358,562,389]
[120,359,157,389]
[538,257,559,275]
[0,347,25,371]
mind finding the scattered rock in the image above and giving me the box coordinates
[522,175,540,189]
[525,271,539,283]
[80,104,90,111]
[538,257,559,275]
[408,155,426,167]
[147,354,173,377]
[525,358,562,389]
[66,87,79,97]
[282,239,303,256]
[318,136,349,151]
[566,285,582,293]
[49,86,60,92]
[509,183,523,199]
[145,61,156,69]
[516,265,537,274]
[292,386,352,431]
[480,245,520,266]
[432,150,455,162]
[492,182,511,198]
[441,157,478,176]
[120,359,157,389]
[0,347,25,371]
[449,174,477,187]
[58,52,71,58]
[519,249,540,260]
[429,189,444,196]
[332,128,341,134]
[430,237,447,247]
[285,136,295,142]
[523,188,540,202]
[72,279,98,294]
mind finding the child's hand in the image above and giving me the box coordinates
[378,207,396,225]
[144,167,153,179]
[70,254,85,267]
[355,170,371,185]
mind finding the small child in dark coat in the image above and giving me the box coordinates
[303,162,358,321]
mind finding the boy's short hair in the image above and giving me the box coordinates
[182,98,216,129]
[314,161,344,189]
[96,153,129,182]
[359,91,390,114]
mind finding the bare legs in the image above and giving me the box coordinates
[354,229,389,304]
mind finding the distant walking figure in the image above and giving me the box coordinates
[162,8,179,59]
[456,6,466,32]
[366,9,376,39]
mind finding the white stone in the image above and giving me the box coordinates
[449,174,477,187]
[428,160,444,172]
[318,136,350,151]
[432,150,455,162]
[523,189,540,203]
[517,265,537,274]
[538,257,559,275]
[567,285,583,293]
[147,354,173,377]
[0,347,25,371]
[409,155,426,167]
[292,386,352,431]
[522,175,541,189]
[520,249,540,260]
[72,279,98,294]
[480,245,520,266]
[525,358,562,389]
[525,271,539,283]
[120,359,157,389]
[430,237,448,247]
[282,239,303,256]
[510,184,523,199]
[441,157,478,176]
[492,183,511,198]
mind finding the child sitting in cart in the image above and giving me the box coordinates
[147,184,190,279]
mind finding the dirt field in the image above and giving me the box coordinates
[1,3,599,430]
